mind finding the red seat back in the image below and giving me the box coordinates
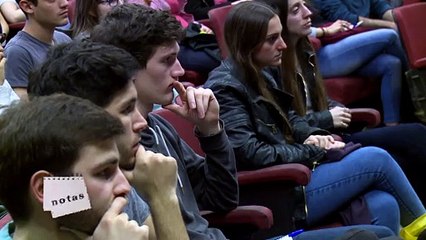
[208,5,233,59]
[394,3,426,69]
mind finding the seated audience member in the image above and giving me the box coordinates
[204,1,426,235]
[313,25,404,125]
[0,94,150,240]
[258,0,426,203]
[4,0,70,100]
[0,0,25,24]
[71,0,124,39]
[28,41,189,239]
[90,4,239,239]
[312,0,397,30]
[0,45,19,115]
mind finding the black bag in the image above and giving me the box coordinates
[405,69,426,123]
[181,22,221,62]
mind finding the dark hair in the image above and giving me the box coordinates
[259,0,328,115]
[225,1,294,142]
[71,0,100,37]
[90,3,183,68]
[0,94,124,222]
[28,40,141,107]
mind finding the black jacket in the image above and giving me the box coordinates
[141,113,238,239]
[204,59,329,170]
[296,48,344,130]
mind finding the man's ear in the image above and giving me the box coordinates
[19,0,36,15]
[29,170,52,204]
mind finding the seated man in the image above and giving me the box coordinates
[27,41,188,239]
[4,0,70,100]
[0,94,149,240]
[90,4,239,239]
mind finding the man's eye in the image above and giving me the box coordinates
[97,168,115,179]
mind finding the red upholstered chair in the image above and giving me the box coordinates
[153,108,312,239]
[394,2,426,122]
[208,5,232,59]
[393,3,426,70]
[6,21,25,42]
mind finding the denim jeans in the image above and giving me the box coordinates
[317,29,406,123]
[305,147,425,234]
[343,123,426,205]
[267,225,395,240]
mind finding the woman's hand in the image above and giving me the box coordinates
[330,106,351,128]
[324,20,354,35]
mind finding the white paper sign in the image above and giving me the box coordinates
[43,176,91,218]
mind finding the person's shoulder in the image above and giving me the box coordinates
[53,30,71,44]
[4,33,31,56]
[206,61,245,92]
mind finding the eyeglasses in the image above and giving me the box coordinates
[98,0,123,7]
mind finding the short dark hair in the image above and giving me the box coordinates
[0,94,124,222]
[91,4,184,68]
[28,40,141,107]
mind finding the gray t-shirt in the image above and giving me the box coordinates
[124,187,151,224]
[4,30,71,88]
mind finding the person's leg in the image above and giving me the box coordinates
[293,225,395,240]
[344,123,426,204]
[364,190,400,234]
[356,54,402,124]
[317,29,399,78]
[306,147,425,227]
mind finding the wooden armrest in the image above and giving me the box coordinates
[237,163,311,186]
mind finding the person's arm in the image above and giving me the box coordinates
[316,0,360,24]
[123,146,188,240]
[358,0,395,29]
[358,16,396,30]
[5,45,32,100]
[164,82,238,211]
[206,79,326,169]
[0,1,25,23]
[0,12,9,39]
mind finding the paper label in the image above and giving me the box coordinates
[43,176,91,218]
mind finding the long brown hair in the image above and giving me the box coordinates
[225,1,294,142]
[71,0,100,37]
[259,0,328,116]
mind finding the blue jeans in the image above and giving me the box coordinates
[268,225,395,240]
[305,147,425,234]
[343,123,426,204]
[317,29,405,123]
